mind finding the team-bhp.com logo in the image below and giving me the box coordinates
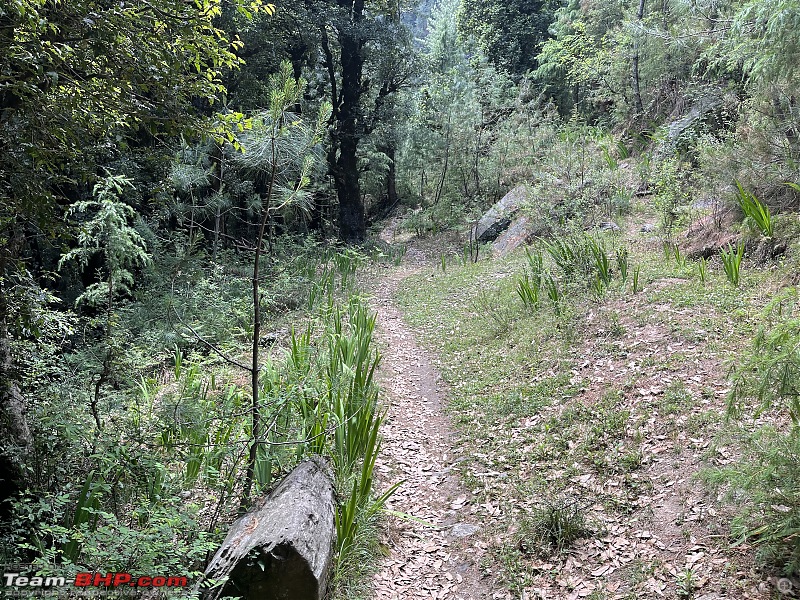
[3,566,188,594]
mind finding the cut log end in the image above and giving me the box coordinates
[202,457,335,600]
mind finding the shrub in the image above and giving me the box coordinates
[652,156,690,238]
[518,498,589,556]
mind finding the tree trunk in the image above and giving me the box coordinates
[333,0,367,243]
[202,457,335,600]
[632,0,646,117]
[0,278,32,519]
[335,134,366,243]
[385,144,398,208]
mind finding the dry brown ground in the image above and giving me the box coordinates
[369,265,496,599]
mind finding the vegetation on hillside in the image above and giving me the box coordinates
[2,0,800,597]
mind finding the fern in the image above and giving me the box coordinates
[58,175,151,308]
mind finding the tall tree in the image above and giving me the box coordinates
[0,0,267,510]
[458,0,558,78]
[312,0,410,241]
[333,0,368,242]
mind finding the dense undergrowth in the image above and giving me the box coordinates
[2,236,401,598]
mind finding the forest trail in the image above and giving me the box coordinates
[368,261,494,600]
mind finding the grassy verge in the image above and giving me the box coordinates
[395,219,792,598]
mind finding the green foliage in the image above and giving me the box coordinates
[543,233,628,295]
[728,293,800,423]
[472,289,515,333]
[652,157,690,238]
[697,257,708,285]
[587,236,612,290]
[516,274,541,311]
[545,235,591,283]
[7,236,394,589]
[544,274,563,315]
[398,0,515,227]
[517,247,547,311]
[720,242,744,287]
[672,243,688,269]
[632,265,642,294]
[724,0,800,88]
[616,248,629,283]
[534,20,620,113]
[735,180,774,238]
[721,290,800,575]
[58,175,151,309]
[710,427,800,577]
[676,567,697,598]
[457,0,556,77]
[520,498,588,556]
[0,0,269,271]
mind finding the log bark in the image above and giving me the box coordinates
[202,457,335,600]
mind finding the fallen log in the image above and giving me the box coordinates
[202,457,335,600]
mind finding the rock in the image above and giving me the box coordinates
[201,457,335,600]
[492,216,536,256]
[684,211,740,259]
[473,185,528,242]
[640,223,656,233]
[451,523,480,538]
[665,95,723,151]
[598,221,620,233]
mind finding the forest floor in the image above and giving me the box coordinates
[365,205,790,599]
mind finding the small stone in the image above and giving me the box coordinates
[599,221,620,232]
[451,523,480,538]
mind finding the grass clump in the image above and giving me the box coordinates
[718,289,800,576]
[518,498,590,556]
[720,242,744,287]
[736,180,773,238]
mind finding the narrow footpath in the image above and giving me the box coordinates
[369,265,494,600]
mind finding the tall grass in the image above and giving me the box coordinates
[736,180,773,238]
[723,297,800,575]
[616,248,629,283]
[721,242,744,287]
[586,237,612,288]
[516,274,540,310]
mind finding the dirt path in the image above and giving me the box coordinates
[369,266,494,600]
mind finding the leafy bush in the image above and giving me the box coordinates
[652,156,690,237]
[8,245,393,588]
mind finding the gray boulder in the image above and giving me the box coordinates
[665,95,723,151]
[598,221,621,233]
[492,216,536,257]
[473,185,528,242]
